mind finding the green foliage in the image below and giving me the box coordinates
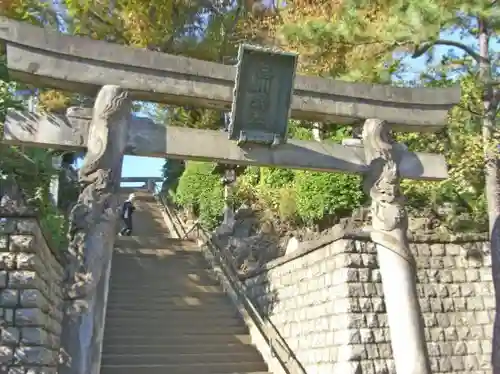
[294,171,365,225]
[4,0,498,237]
[395,72,490,231]
[0,57,22,121]
[162,158,185,192]
[0,52,71,251]
[277,187,297,222]
[30,183,69,251]
[259,168,294,189]
[174,162,224,229]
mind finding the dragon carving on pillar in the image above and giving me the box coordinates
[65,85,131,314]
[362,118,412,263]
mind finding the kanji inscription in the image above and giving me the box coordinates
[229,45,298,146]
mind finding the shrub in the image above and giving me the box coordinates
[294,171,365,224]
[174,161,223,229]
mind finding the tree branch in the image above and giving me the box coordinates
[412,40,482,63]
[219,2,243,61]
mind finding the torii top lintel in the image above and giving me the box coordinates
[0,17,460,132]
[120,177,163,183]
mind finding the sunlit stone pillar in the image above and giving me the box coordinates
[362,118,431,374]
[59,85,131,374]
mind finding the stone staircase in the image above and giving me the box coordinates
[100,190,270,374]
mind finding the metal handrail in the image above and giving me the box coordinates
[153,186,305,374]
[153,185,186,238]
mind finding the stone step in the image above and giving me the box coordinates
[102,343,257,355]
[107,281,221,289]
[105,302,236,311]
[100,362,268,374]
[108,276,220,287]
[108,282,220,289]
[104,308,239,319]
[103,324,248,335]
[109,271,218,280]
[110,262,212,271]
[112,253,203,261]
[109,271,215,280]
[112,252,205,260]
[106,301,234,311]
[101,351,263,366]
[101,369,270,374]
[107,292,231,302]
[107,290,231,299]
[113,247,201,256]
[104,316,244,328]
[103,196,268,374]
[113,240,198,251]
[107,291,226,299]
[108,284,223,293]
[103,333,252,346]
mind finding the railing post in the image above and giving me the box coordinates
[147,178,155,193]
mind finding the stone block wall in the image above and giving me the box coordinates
[243,233,492,374]
[0,217,65,374]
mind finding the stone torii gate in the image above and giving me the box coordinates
[120,177,163,193]
[0,17,460,374]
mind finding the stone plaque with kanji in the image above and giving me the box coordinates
[229,44,298,146]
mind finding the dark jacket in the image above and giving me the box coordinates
[121,201,135,220]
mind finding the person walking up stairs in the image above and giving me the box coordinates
[100,189,271,374]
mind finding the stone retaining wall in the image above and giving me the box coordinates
[243,233,492,374]
[0,217,65,374]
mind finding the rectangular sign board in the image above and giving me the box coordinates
[229,44,298,146]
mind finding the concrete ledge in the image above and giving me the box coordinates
[242,229,490,279]
[0,17,460,129]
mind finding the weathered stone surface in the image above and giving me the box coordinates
[19,290,50,311]
[8,271,45,292]
[285,237,300,256]
[0,345,14,363]
[0,17,461,129]
[16,253,42,271]
[14,346,56,365]
[59,85,130,374]
[8,235,36,253]
[7,367,24,374]
[0,271,8,288]
[4,109,449,180]
[1,328,20,345]
[0,253,17,270]
[15,309,47,327]
[0,236,8,251]
[0,193,63,374]
[243,236,492,374]
[20,328,51,346]
[1,290,19,307]
[4,309,14,325]
[25,367,58,374]
[362,118,430,374]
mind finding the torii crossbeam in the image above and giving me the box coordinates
[0,17,459,131]
[3,108,447,180]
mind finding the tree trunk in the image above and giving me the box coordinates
[478,17,500,373]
